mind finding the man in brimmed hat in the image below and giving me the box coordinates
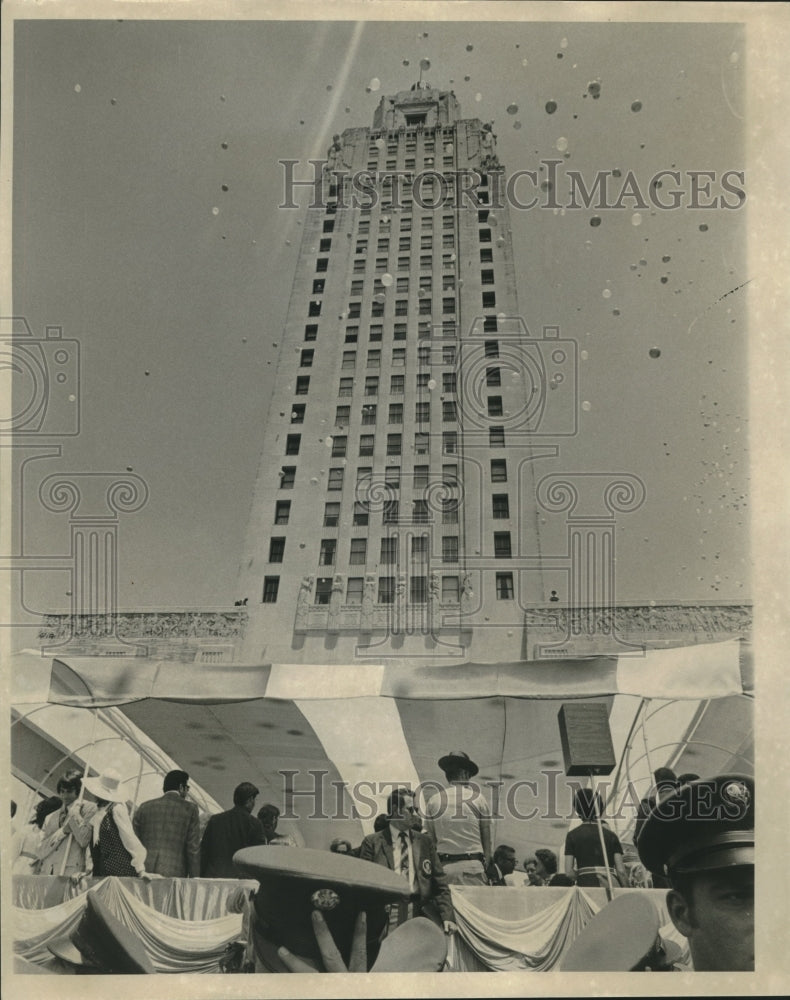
[423,750,492,886]
[636,773,754,971]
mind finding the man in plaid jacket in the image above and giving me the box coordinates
[132,770,201,878]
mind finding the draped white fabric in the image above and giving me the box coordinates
[13,876,254,973]
[446,886,691,972]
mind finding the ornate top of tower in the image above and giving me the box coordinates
[372,85,460,130]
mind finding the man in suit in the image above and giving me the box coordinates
[200,781,265,878]
[485,844,516,886]
[132,770,200,878]
[359,787,457,935]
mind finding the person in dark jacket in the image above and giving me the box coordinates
[200,781,265,878]
[485,844,516,885]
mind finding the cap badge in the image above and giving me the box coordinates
[421,859,433,876]
[311,888,340,911]
[722,780,751,811]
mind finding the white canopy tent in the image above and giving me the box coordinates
[10,639,752,859]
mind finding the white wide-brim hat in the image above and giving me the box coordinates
[83,768,127,803]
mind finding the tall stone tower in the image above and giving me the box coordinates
[237,83,571,665]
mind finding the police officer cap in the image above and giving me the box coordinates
[48,891,155,973]
[234,845,415,970]
[637,774,754,879]
[561,893,681,971]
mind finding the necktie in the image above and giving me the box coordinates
[398,831,410,885]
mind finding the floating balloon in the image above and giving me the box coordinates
[649,347,661,358]
[369,77,381,91]
[506,103,519,115]
[427,378,437,389]
[475,93,482,102]
[602,288,612,299]
[587,81,601,98]
[381,273,393,287]
[221,141,228,149]
[420,58,431,70]
[513,121,522,130]
[466,43,474,51]
[581,401,592,412]
[555,137,568,152]
[631,213,643,226]
[212,206,219,215]
[631,100,642,112]
[545,100,557,114]
[589,216,601,227]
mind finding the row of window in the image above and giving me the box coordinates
[272,493,509,527]
[354,235,456,254]
[279,458,510,490]
[268,530,515,567]
[261,571,515,604]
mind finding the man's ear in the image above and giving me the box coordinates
[666,888,694,937]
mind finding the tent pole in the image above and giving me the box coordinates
[589,770,615,902]
[130,754,145,818]
[640,698,654,780]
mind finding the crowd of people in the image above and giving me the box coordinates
[11,754,753,973]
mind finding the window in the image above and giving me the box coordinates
[387,433,402,456]
[442,320,456,339]
[324,502,340,527]
[350,279,364,296]
[489,425,505,447]
[304,324,318,341]
[480,247,493,263]
[353,258,366,273]
[486,366,501,386]
[300,349,314,367]
[413,465,429,489]
[442,576,460,603]
[392,348,406,366]
[418,321,431,339]
[349,538,367,565]
[482,291,496,309]
[412,500,429,523]
[420,235,433,250]
[443,214,454,230]
[442,234,455,249]
[415,401,430,423]
[342,351,356,370]
[484,340,499,359]
[316,258,328,273]
[348,302,361,319]
[420,254,432,269]
[481,269,495,285]
[411,535,428,559]
[395,299,408,316]
[443,372,457,393]
[315,577,332,605]
[263,576,280,603]
[491,459,508,483]
[323,219,335,233]
[308,301,321,317]
[442,274,455,291]
[443,431,457,454]
[385,466,400,488]
[367,350,381,368]
[359,434,374,456]
[443,463,458,486]
[393,323,407,341]
[416,374,429,390]
[492,494,510,519]
[478,209,489,223]
[383,500,400,525]
[380,537,398,565]
[377,238,389,253]
[415,432,429,455]
[442,536,459,563]
[369,324,383,342]
[398,236,411,252]
[269,537,285,563]
[419,275,432,293]
[313,278,326,293]
[346,577,364,604]
[335,405,350,426]
[479,228,492,242]
[331,435,347,458]
[291,404,306,424]
[397,255,409,270]
[410,576,427,603]
[365,377,379,396]
[275,500,291,525]
[353,501,369,526]
[442,345,456,364]
[418,298,432,316]
[400,217,412,231]
[356,466,372,485]
[396,277,409,293]
[442,498,459,524]
[319,539,336,566]
[496,572,514,599]
[328,467,344,491]
[356,240,368,255]
[280,466,295,489]
[358,219,370,234]
[487,396,503,417]
[484,316,498,332]
[443,400,457,422]
[494,532,512,558]
[420,216,433,231]
[285,434,301,456]
[371,300,385,318]
[378,576,395,603]
[389,403,403,424]
[338,377,353,397]
[361,403,377,424]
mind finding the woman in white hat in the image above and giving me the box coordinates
[83,769,153,879]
